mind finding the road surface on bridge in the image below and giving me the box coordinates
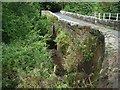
[54,12,119,37]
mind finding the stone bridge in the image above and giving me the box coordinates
[42,10,119,88]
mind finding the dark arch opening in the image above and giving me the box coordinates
[41,2,62,12]
[46,40,57,50]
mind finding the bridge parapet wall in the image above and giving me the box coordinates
[60,11,120,31]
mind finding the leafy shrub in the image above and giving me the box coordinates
[55,29,71,55]
[2,2,54,88]
[63,2,120,15]
[2,30,54,88]
[94,2,119,13]
[80,38,94,62]
[2,2,50,43]
[63,2,94,15]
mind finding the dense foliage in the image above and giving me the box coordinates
[40,2,63,12]
[63,2,120,15]
[2,2,54,88]
[2,2,50,43]
[63,2,94,15]
[2,2,119,88]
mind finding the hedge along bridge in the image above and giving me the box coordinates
[42,10,119,88]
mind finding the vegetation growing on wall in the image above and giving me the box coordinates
[2,2,106,88]
[53,24,104,88]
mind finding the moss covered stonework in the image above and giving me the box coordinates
[57,20,105,74]
[42,10,105,87]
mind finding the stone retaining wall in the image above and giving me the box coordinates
[42,10,105,87]
[41,12,120,88]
